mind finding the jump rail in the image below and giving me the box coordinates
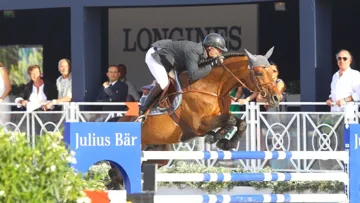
[153,194,348,203]
[142,151,349,162]
[156,172,348,182]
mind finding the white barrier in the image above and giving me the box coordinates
[139,149,354,203]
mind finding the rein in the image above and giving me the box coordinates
[219,63,271,98]
[162,62,272,103]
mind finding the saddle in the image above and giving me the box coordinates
[139,70,183,116]
[140,70,198,139]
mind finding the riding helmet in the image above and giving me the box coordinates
[202,33,228,52]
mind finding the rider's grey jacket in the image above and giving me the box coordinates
[150,39,214,81]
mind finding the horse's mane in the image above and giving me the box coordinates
[198,52,245,67]
[223,52,245,59]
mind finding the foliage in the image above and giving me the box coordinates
[84,161,112,186]
[0,46,43,94]
[157,161,344,194]
[0,130,105,203]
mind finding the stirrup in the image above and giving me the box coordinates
[138,114,146,119]
[135,115,146,122]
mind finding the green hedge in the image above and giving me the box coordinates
[0,130,105,203]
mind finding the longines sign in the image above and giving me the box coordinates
[108,5,258,90]
[122,26,242,52]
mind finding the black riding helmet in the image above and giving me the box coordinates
[202,33,228,52]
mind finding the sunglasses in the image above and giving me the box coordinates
[337,57,348,61]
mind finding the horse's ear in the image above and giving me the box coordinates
[264,46,275,59]
[244,49,257,62]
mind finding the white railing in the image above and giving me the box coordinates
[0,101,357,172]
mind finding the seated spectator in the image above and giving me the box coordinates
[118,64,140,102]
[44,58,72,110]
[15,65,57,112]
[96,65,128,111]
[0,62,12,103]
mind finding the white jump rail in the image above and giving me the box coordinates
[156,172,349,183]
[142,151,349,163]
[153,194,348,203]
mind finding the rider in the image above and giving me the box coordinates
[139,33,228,116]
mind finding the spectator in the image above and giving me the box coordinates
[118,64,140,102]
[96,65,128,111]
[0,62,12,103]
[326,49,360,111]
[0,62,12,124]
[44,59,72,110]
[232,87,258,107]
[320,49,360,170]
[15,65,57,112]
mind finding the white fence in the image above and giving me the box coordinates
[0,101,357,172]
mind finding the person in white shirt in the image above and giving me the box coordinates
[15,65,57,112]
[322,49,358,170]
[326,49,360,112]
[0,62,12,125]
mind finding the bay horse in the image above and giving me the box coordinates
[106,48,282,190]
[120,47,281,152]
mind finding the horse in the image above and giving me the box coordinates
[105,47,282,189]
[120,47,281,151]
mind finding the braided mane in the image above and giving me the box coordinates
[198,52,245,67]
[223,52,245,59]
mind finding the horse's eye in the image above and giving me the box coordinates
[256,72,263,76]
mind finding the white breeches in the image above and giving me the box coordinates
[145,47,169,90]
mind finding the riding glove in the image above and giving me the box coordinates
[210,56,224,67]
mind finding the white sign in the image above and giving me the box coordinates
[108,4,258,91]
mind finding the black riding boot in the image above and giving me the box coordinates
[139,83,163,116]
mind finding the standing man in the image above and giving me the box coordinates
[326,49,360,111]
[44,58,72,110]
[323,49,360,165]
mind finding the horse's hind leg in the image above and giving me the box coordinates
[216,116,247,150]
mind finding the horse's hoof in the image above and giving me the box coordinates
[238,119,247,132]
[216,139,238,150]
[205,132,217,144]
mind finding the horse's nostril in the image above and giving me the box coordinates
[273,96,279,102]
